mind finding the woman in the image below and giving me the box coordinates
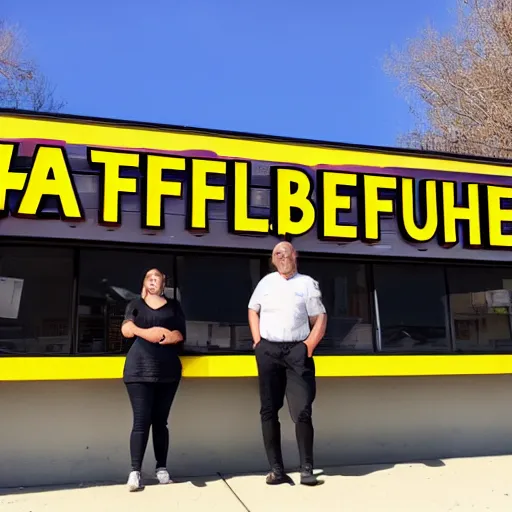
[121,267,186,492]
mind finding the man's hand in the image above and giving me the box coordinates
[303,340,314,358]
[303,313,327,358]
[248,309,261,351]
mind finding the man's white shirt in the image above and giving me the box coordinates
[248,272,326,342]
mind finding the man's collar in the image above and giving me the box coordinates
[278,270,298,280]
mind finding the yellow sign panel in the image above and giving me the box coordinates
[0,112,511,250]
[1,112,512,381]
[2,354,512,380]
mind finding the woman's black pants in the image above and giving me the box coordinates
[125,380,180,472]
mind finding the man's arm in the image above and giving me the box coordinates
[304,278,327,357]
[304,313,327,356]
[248,309,261,348]
[248,281,263,348]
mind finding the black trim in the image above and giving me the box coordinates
[70,248,80,355]
[366,263,379,353]
[172,254,178,301]
[1,234,511,266]
[443,266,457,353]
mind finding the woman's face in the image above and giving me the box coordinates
[143,269,164,296]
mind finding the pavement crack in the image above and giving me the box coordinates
[217,472,251,512]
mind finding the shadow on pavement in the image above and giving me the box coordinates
[0,459,446,496]
[0,481,121,497]
[320,458,445,477]
[219,458,447,485]
[0,474,224,496]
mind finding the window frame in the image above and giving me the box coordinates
[1,237,512,357]
[445,263,512,354]
[75,246,179,355]
[298,255,375,354]
[371,261,453,355]
[175,251,265,353]
[0,243,76,356]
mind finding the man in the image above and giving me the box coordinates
[248,241,327,486]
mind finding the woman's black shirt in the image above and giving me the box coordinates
[122,297,186,383]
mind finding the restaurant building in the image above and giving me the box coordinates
[0,110,512,487]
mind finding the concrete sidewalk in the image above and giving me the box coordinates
[1,455,511,511]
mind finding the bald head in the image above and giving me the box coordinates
[272,241,297,278]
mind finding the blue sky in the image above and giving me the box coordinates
[4,0,455,147]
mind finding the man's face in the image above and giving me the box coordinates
[272,242,297,276]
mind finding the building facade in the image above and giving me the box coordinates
[0,110,511,487]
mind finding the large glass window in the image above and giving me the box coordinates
[373,263,450,352]
[447,266,512,352]
[176,254,261,352]
[0,246,74,355]
[77,249,175,353]
[8,240,512,358]
[299,259,373,353]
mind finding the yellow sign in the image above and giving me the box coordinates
[0,112,512,250]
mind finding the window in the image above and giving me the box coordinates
[299,259,373,353]
[447,266,512,352]
[9,240,512,358]
[0,246,74,355]
[176,254,261,352]
[373,263,450,352]
[77,249,175,353]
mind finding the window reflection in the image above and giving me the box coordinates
[7,241,512,358]
[448,266,512,352]
[77,250,174,353]
[176,254,261,352]
[0,246,73,355]
[374,264,450,352]
[299,259,373,353]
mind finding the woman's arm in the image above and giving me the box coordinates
[159,299,186,345]
[121,299,169,343]
[122,321,170,343]
[121,320,135,339]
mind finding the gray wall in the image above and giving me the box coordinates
[2,375,512,488]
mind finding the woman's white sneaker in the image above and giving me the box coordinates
[127,471,142,491]
[156,467,172,484]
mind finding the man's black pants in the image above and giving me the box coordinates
[255,338,316,469]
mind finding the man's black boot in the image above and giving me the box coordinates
[265,465,287,485]
[300,464,318,486]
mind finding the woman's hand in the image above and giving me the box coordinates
[159,330,184,345]
[122,325,183,344]
[142,327,172,343]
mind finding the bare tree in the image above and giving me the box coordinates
[384,0,512,159]
[0,20,65,112]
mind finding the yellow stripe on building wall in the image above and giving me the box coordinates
[1,354,512,381]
